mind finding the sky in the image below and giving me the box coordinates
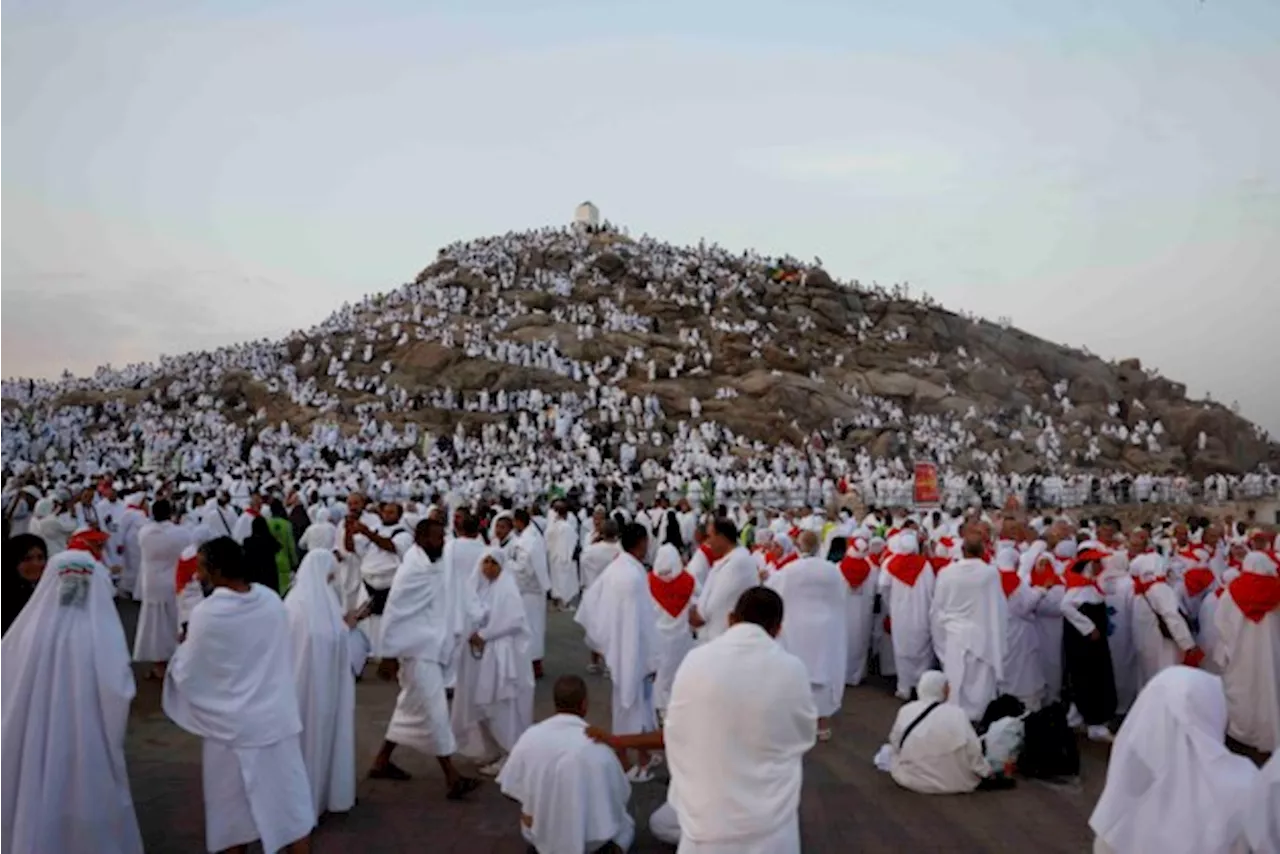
[4,0,1278,432]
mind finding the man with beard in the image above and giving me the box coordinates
[368,518,480,799]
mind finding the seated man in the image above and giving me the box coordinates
[881,670,994,794]
[497,675,634,853]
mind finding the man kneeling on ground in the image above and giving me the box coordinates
[498,675,635,853]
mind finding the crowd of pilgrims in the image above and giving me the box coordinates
[5,225,1277,526]
[2,470,1278,854]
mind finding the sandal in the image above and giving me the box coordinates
[446,776,482,800]
[368,762,412,781]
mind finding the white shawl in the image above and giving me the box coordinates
[1089,667,1257,854]
[2,549,143,854]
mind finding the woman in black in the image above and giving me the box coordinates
[242,516,281,595]
[664,508,686,553]
[3,533,48,635]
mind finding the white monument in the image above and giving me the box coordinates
[574,200,600,229]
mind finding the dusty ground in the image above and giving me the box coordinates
[121,602,1108,853]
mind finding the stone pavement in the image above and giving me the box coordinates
[121,602,1107,853]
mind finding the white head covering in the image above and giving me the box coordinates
[893,531,919,555]
[1242,551,1278,577]
[32,497,56,519]
[1089,667,1258,854]
[1,548,143,853]
[917,670,948,703]
[1053,539,1078,560]
[653,544,683,581]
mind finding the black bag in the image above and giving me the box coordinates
[1018,702,1079,779]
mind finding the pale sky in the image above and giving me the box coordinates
[4,0,1278,432]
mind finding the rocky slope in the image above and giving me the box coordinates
[24,227,1280,478]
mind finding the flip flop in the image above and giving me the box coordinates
[447,776,482,800]
[368,762,412,781]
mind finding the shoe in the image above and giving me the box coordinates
[816,728,833,742]
[586,662,603,675]
[1086,725,1114,743]
[1067,704,1085,729]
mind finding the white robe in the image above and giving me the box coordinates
[998,574,1046,709]
[283,552,356,819]
[441,536,485,687]
[164,584,315,854]
[887,694,990,795]
[497,714,635,854]
[1244,753,1279,854]
[1090,667,1257,854]
[844,564,877,686]
[512,526,551,660]
[545,514,581,604]
[1133,581,1197,691]
[579,540,621,591]
[2,550,143,854]
[380,545,457,757]
[767,557,849,717]
[134,520,193,663]
[649,560,699,713]
[1213,565,1280,753]
[930,558,1007,721]
[878,555,936,698]
[1098,569,1139,712]
[575,552,660,734]
[450,566,534,759]
[666,623,816,852]
[694,547,759,644]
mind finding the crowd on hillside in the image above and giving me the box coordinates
[5,227,1274,527]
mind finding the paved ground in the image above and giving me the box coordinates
[122,602,1109,853]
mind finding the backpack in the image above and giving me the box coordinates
[1017,702,1080,779]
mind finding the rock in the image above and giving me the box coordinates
[863,370,947,402]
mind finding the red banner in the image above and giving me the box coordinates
[913,461,940,506]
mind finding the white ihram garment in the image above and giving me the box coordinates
[694,547,759,644]
[843,561,877,686]
[576,551,660,734]
[164,585,315,853]
[441,536,485,688]
[930,557,1007,721]
[666,623,817,854]
[381,545,458,757]
[451,549,535,759]
[767,556,849,717]
[996,566,1046,710]
[648,545,698,712]
[134,520,193,663]
[879,547,936,698]
[512,526,551,660]
[887,671,990,795]
[1212,551,1280,753]
[579,540,621,591]
[1090,667,1256,854]
[1244,753,1279,854]
[497,714,635,854]
[546,514,582,604]
[2,549,143,854]
[283,551,356,819]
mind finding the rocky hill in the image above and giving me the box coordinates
[13,226,1279,480]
